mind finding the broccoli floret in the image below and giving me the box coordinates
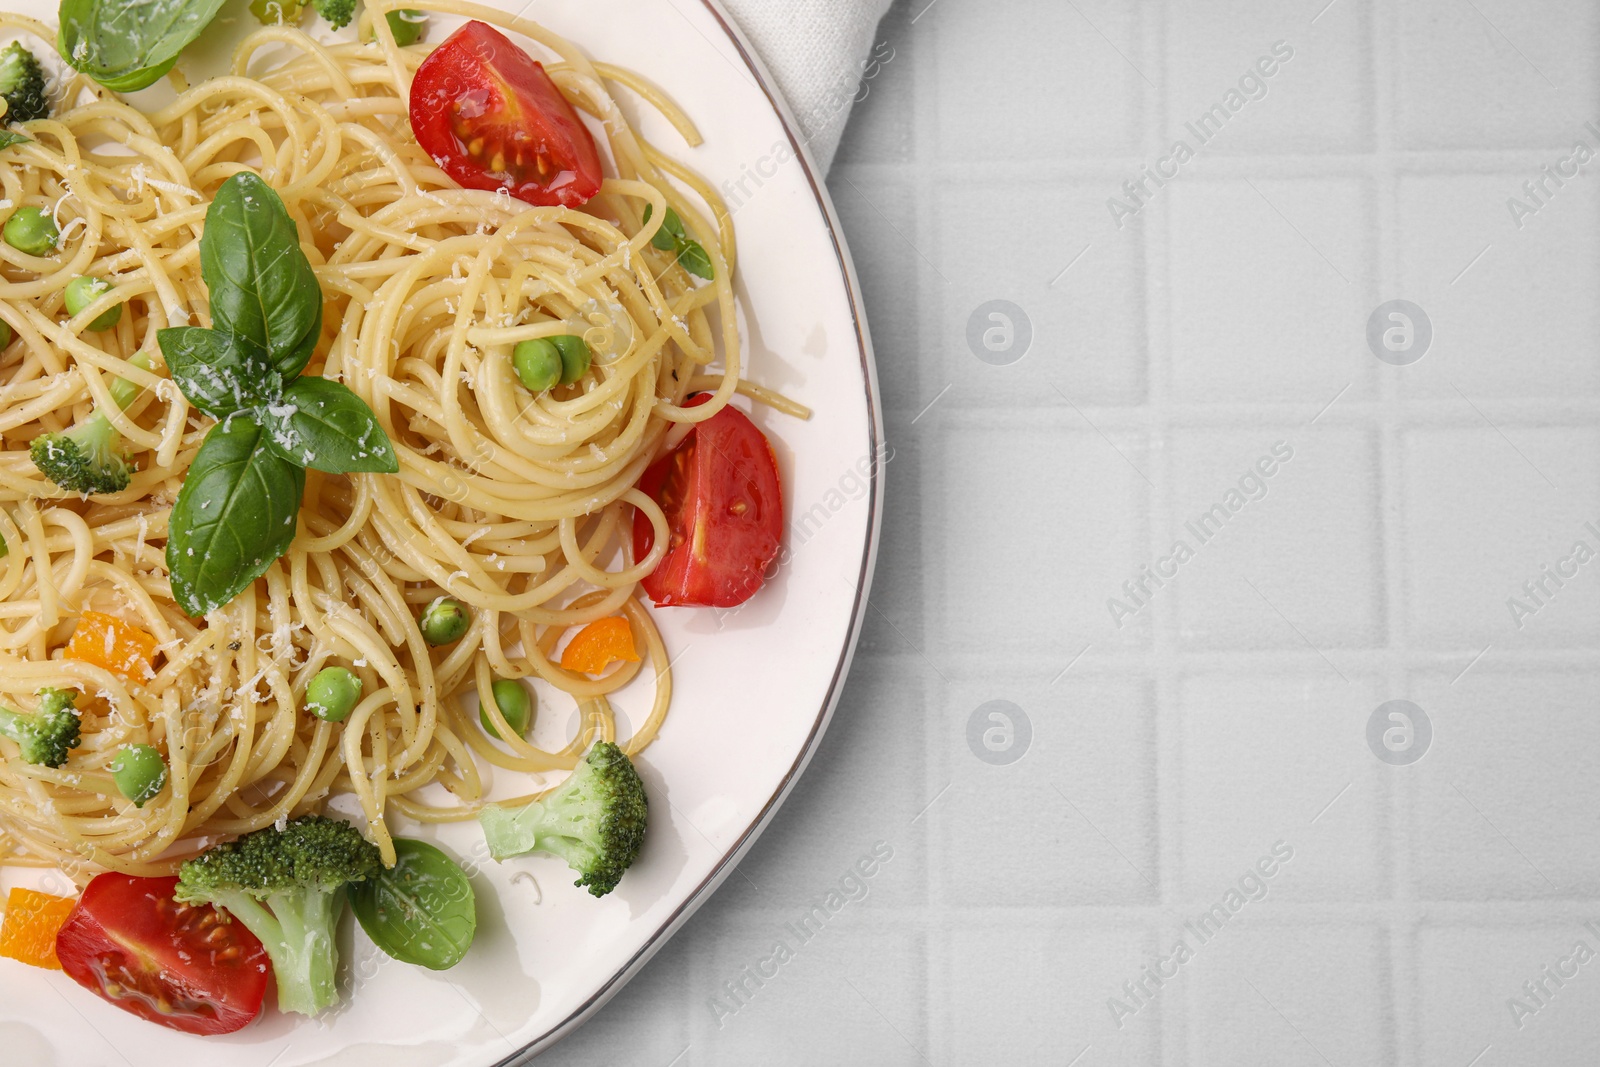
[312,0,356,30]
[175,814,381,1016]
[30,352,152,496]
[31,413,131,494]
[0,688,82,767]
[478,741,648,897]
[0,42,47,125]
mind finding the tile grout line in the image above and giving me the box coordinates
[883,397,1600,429]
[906,3,946,1062]
[883,396,1600,426]
[1136,3,1188,1065]
[1369,1,1421,1065]
[856,645,1600,675]
[833,149,1600,181]
[717,900,1600,923]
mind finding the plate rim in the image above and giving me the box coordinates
[492,1,884,1061]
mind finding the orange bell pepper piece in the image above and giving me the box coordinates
[0,887,75,970]
[65,611,157,681]
[559,616,640,676]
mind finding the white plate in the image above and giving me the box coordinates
[0,0,882,1062]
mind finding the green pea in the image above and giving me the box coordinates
[385,8,426,45]
[480,678,533,740]
[64,276,122,331]
[0,319,12,349]
[111,744,167,807]
[420,596,469,646]
[4,207,58,256]
[550,334,590,385]
[306,665,362,722]
[512,338,561,394]
[247,0,303,24]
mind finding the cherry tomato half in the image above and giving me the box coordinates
[55,873,269,1036]
[633,397,783,607]
[409,20,603,208]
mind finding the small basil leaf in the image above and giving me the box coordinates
[0,131,30,151]
[58,0,227,92]
[158,326,282,418]
[674,238,714,280]
[660,207,687,240]
[350,838,476,970]
[200,172,323,378]
[642,203,682,252]
[166,416,304,617]
[258,376,398,475]
[641,204,711,279]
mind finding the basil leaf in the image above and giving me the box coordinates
[641,203,682,251]
[166,416,304,617]
[258,376,398,475]
[674,239,714,280]
[57,0,227,92]
[158,326,282,418]
[77,54,177,93]
[641,205,712,279]
[349,838,476,971]
[0,131,30,151]
[200,172,322,378]
[661,207,687,240]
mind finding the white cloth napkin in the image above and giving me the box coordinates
[718,0,895,172]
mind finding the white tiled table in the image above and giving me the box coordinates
[538,1,1600,1063]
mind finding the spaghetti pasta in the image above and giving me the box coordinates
[0,3,785,878]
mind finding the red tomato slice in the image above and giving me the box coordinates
[633,397,783,607]
[55,873,268,1036]
[409,20,603,208]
